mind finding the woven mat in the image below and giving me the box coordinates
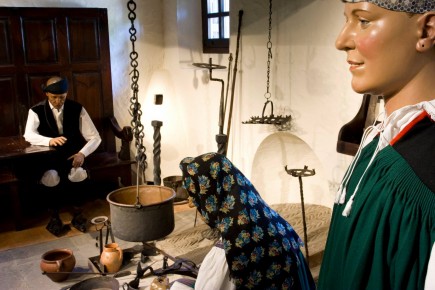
[156,224,220,265]
[156,203,332,272]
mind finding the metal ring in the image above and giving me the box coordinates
[90,216,108,225]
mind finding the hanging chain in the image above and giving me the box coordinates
[265,0,273,100]
[243,2,291,126]
[127,0,147,183]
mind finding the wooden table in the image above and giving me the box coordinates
[0,136,53,160]
[0,136,54,230]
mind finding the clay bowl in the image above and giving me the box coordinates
[40,248,76,282]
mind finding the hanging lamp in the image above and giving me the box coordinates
[243,0,291,126]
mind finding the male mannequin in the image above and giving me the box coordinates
[24,76,101,236]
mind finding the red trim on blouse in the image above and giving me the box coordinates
[390,111,429,146]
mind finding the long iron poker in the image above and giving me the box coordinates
[285,165,315,266]
[42,269,131,278]
[224,54,233,119]
[225,10,244,154]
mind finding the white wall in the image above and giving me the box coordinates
[2,0,361,208]
[157,0,360,207]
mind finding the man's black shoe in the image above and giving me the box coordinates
[71,212,87,233]
[46,213,70,237]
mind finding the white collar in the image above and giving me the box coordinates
[336,99,435,216]
[373,99,435,151]
[48,101,64,112]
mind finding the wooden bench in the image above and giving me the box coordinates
[87,116,135,188]
[0,136,54,230]
[0,117,135,230]
[0,168,22,230]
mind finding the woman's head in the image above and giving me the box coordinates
[336,0,435,111]
[341,0,434,14]
[179,152,249,228]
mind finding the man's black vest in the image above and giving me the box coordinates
[31,99,85,158]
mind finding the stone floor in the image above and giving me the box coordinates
[0,198,330,289]
[0,203,200,290]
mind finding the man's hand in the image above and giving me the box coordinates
[49,136,67,146]
[68,152,85,168]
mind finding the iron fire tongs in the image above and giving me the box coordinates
[126,246,199,289]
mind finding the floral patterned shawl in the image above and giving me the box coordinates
[179,152,315,290]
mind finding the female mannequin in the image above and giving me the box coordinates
[178,153,315,290]
[318,1,435,289]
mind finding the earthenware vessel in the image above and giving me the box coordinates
[40,248,76,282]
[100,242,123,273]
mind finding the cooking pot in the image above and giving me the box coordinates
[107,185,175,242]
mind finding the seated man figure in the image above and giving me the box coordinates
[24,76,101,236]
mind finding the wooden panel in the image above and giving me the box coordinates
[68,18,100,62]
[0,77,18,136]
[72,72,106,151]
[0,17,13,65]
[72,72,103,119]
[27,74,55,105]
[0,7,114,155]
[21,17,58,64]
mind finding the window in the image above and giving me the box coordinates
[201,0,229,54]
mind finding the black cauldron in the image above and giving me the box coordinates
[107,185,175,242]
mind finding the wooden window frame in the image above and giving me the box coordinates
[201,0,229,54]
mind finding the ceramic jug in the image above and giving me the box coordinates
[100,242,123,273]
[40,248,76,282]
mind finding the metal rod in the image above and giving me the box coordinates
[135,151,140,205]
[285,165,315,266]
[207,58,228,155]
[191,59,227,154]
[108,222,115,243]
[105,223,110,245]
[297,175,309,265]
[99,228,103,254]
[225,10,243,153]
[224,53,233,119]
[42,270,131,278]
[208,58,225,136]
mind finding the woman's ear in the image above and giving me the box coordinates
[417,12,435,52]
